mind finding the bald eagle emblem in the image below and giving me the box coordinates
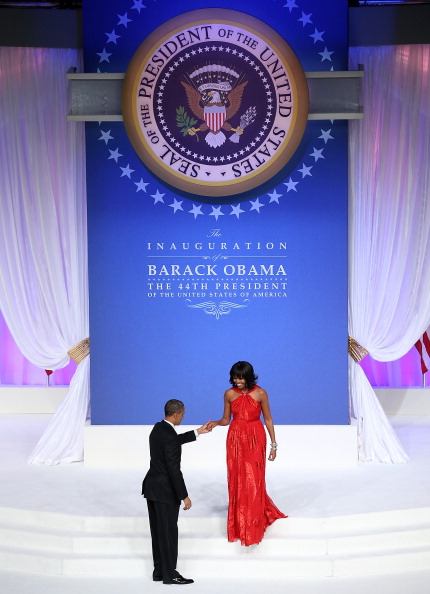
[179,64,256,148]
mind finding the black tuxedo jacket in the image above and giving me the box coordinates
[142,420,196,505]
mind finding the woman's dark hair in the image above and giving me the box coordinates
[164,399,184,417]
[229,361,258,389]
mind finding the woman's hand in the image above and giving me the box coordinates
[268,448,277,461]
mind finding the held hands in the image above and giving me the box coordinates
[197,421,213,434]
[183,497,192,511]
[206,420,218,431]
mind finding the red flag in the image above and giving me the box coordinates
[415,329,430,373]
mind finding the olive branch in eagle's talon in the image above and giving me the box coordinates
[176,106,200,141]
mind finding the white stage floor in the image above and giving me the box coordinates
[1,414,430,593]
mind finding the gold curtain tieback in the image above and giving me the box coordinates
[68,337,90,364]
[348,336,369,363]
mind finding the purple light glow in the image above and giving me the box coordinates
[360,346,424,387]
[0,311,77,385]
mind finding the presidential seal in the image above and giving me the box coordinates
[122,9,309,199]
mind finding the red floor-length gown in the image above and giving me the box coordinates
[226,386,287,546]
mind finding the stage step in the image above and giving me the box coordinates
[0,507,430,577]
[1,543,430,578]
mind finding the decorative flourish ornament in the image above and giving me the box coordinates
[186,299,249,319]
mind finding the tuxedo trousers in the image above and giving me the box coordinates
[146,499,180,580]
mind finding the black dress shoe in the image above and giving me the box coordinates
[153,576,163,581]
[163,575,194,585]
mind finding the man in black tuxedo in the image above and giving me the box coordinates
[143,399,211,585]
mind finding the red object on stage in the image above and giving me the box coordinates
[45,370,53,376]
[415,330,430,373]
[226,386,287,546]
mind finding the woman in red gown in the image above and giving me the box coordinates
[210,361,286,546]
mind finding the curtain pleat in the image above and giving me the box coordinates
[0,47,89,464]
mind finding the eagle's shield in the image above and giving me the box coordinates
[204,105,226,133]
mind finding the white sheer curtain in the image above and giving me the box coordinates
[349,45,430,463]
[0,47,89,464]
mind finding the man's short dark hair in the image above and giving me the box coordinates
[164,399,185,417]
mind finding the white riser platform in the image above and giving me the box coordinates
[0,507,429,578]
[375,388,430,416]
[83,424,359,468]
[0,386,67,414]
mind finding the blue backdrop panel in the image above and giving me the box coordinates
[83,0,349,425]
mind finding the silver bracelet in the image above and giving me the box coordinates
[270,442,278,450]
